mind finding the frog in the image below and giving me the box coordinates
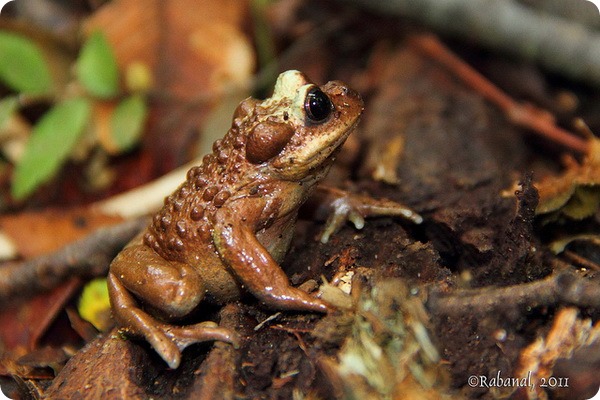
[108,70,420,369]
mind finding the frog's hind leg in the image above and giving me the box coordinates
[108,272,239,369]
[108,271,183,368]
[109,244,205,318]
[108,245,239,369]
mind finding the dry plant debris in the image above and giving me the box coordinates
[316,278,452,399]
[535,137,600,220]
[516,308,600,400]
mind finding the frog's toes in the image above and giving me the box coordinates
[319,193,422,243]
[320,198,355,243]
[163,322,241,352]
[381,203,423,224]
[142,321,240,368]
[142,326,182,369]
[347,209,365,229]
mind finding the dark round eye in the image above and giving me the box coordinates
[304,87,333,123]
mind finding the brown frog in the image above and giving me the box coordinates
[108,70,417,369]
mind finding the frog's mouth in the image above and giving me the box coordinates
[303,118,358,164]
[273,115,361,180]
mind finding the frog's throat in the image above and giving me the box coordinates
[290,116,359,168]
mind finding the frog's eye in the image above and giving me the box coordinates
[304,87,333,123]
[246,121,295,164]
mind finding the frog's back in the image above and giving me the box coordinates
[143,102,258,264]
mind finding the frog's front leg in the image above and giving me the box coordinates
[212,212,329,313]
[315,186,423,243]
[108,243,239,369]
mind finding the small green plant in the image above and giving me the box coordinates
[0,31,53,95]
[0,30,148,200]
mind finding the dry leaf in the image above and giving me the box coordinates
[84,0,254,100]
[0,279,81,354]
[83,0,255,173]
[0,208,123,258]
[535,138,600,220]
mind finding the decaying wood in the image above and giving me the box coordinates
[44,303,244,399]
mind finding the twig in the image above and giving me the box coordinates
[427,269,600,317]
[339,0,600,87]
[563,250,600,272]
[408,34,589,153]
[0,217,147,302]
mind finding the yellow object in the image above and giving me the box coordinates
[78,278,112,331]
[125,61,153,93]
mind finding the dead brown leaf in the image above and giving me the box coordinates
[0,208,123,258]
[0,279,80,354]
[84,0,254,100]
[83,0,255,173]
[535,138,600,220]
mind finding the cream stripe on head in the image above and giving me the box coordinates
[261,71,313,125]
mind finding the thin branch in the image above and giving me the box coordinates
[408,34,589,154]
[427,269,600,317]
[0,217,147,302]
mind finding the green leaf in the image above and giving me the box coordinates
[76,31,119,98]
[0,32,53,94]
[0,96,19,129]
[111,94,147,152]
[12,97,91,199]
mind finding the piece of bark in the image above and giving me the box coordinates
[44,304,244,399]
[44,330,154,399]
[185,304,242,400]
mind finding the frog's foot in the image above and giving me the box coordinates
[109,271,240,369]
[162,321,241,353]
[320,190,423,243]
[125,319,240,369]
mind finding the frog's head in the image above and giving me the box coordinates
[245,70,363,181]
